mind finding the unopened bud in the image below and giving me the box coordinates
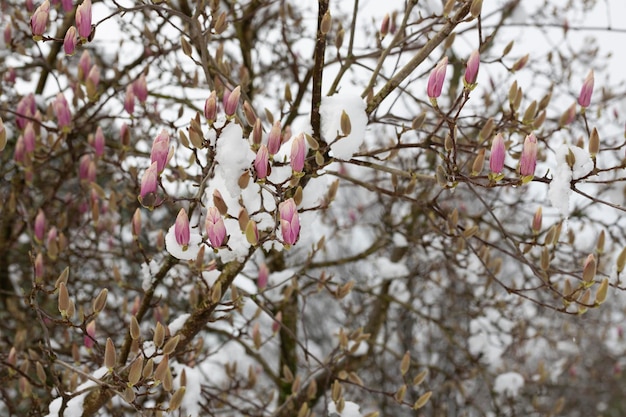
[92,288,108,314]
[104,338,116,370]
[589,127,600,156]
[582,254,596,283]
[153,322,165,348]
[128,355,143,386]
[320,10,331,35]
[470,0,482,18]
[595,277,609,304]
[58,282,70,316]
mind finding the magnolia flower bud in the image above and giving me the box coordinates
[290,133,306,172]
[133,74,148,103]
[23,123,36,153]
[139,162,159,206]
[84,320,96,349]
[258,263,269,290]
[174,208,190,249]
[427,57,448,101]
[578,70,594,108]
[380,13,390,38]
[279,198,300,246]
[78,51,91,82]
[589,127,600,157]
[224,86,241,117]
[34,209,46,243]
[204,91,217,122]
[582,254,596,283]
[124,84,135,115]
[489,133,505,174]
[464,50,480,86]
[267,120,282,155]
[532,207,542,234]
[54,93,72,131]
[30,0,50,40]
[63,26,78,56]
[254,144,269,179]
[520,133,538,179]
[76,0,92,40]
[150,129,170,173]
[205,207,226,248]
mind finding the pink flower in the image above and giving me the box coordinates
[64,26,78,55]
[224,86,241,117]
[133,74,148,103]
[54,93,72,130]
[464,50,480,85]
[94,126,105,157]
[258,263,269,290]
[4,22,12,47]
[78,50,91,82]
[23,123,36,153]
[267,120,282,155]
[124,84,135,115]
[427,56,448,99]
[84,320,96,349]
[204,91,217,121]
[34,209,46,242]
[290,133,306,172]
[139,161,159,203]
[150,129,170,173]
[205,207,226,248]
[30,0,50,39]
[76,0,92,40]
[254,144,269,179]
[16,94,37,130]
[174,208,190,248]
[61,0,73,12]
[489,133,505,174]
[520,133,538,177]
[279,198,300,246]
[578,70,594,108]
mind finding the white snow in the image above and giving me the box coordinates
[168,313,190,335]
[45,367,109,417]
[494,372,524,397]
[328,400,364,417]
[320,93,367,160]
[214,123,256,198]
[165,225,204,261]
[548,145,593,219]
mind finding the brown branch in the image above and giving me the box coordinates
[311,0,330,145]
[365,1,472,115]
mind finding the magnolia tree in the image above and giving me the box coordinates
[2,0,626,416]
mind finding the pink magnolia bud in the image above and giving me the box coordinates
[204,91,217,121]
[54,93,72,131]
[62,0,73,12]
[34,209,46,242]
[139,161,159,204]
[63,26,78,56]
[76,0,92,40]
[150,129,170,173]
[254,144,269,179]
[14,136,25,163]
[84,320,96,349]
[279,198,300,246]
[532,206,542,234]
[79,154,95,182]
[290,133,306,172]
[224,85,241,117]
[94,126,105,157]
[23,123,36,153]
[578,70,594,108]
[427,56,448,99]
[4,22,12,47]
[174,208,190,249]
[16,94,36,130]
[520,133,538,178]
[78,50,91,82]
[30,0,50,40]
[380,13,390,38]
[205,207,226,248]
[272,311,282,334]
[267,120,282,155]
[120,123,130,147]
[258,263,269,290]
[133,74,148,103]
[87,65,100,86]
[34,252,44,281]
[489,133,505,174]
[124,84,135,115]
[464,50,480,86]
